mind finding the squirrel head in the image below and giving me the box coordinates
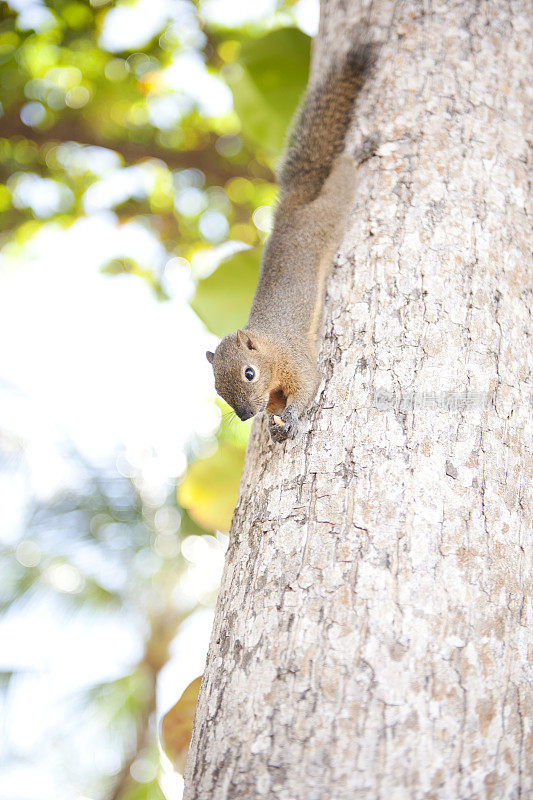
[206,330,275,421]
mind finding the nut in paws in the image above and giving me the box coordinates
[268,407,298,443]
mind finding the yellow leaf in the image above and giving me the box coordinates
[161,676,202,774]
[178,443,245,532]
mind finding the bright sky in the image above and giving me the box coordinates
[0,215,218,482]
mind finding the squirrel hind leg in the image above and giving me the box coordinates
[312,155,359,226]
[315,136,380,224]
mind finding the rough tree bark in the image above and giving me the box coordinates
[184,1,532,798]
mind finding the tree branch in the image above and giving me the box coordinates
[107,605,198,800]
[0,109,274,185]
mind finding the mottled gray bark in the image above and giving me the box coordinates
[184,1,532,798]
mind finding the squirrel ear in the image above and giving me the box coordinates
[237,330,257,350]
[206,351,214,364]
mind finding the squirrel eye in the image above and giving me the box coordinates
[244,367,255,381]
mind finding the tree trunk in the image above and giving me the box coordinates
[184,1,532,798]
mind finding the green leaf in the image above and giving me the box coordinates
[227,27,311,155]
[190,246,260,338]
[178,443,245,533]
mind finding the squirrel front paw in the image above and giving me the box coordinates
[268,406,299,443]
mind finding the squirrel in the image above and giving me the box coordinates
[206,46,375,443]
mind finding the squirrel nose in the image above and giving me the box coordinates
[236,407,252,421]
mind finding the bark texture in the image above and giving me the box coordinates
[184,2,532,798]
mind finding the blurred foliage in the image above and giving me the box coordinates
[0,0,311,797]
[0,0,308,287]
[0,436,204,800]
[0,0,310,533]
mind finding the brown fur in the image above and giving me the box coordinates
[207,45,375,442]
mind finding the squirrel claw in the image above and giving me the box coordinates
[268,407,299,443]
[268,421,288,443]
[353,134,380,164]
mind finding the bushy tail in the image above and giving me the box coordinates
[278,45,374,208]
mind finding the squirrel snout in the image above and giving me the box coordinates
[236,406,253,422]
